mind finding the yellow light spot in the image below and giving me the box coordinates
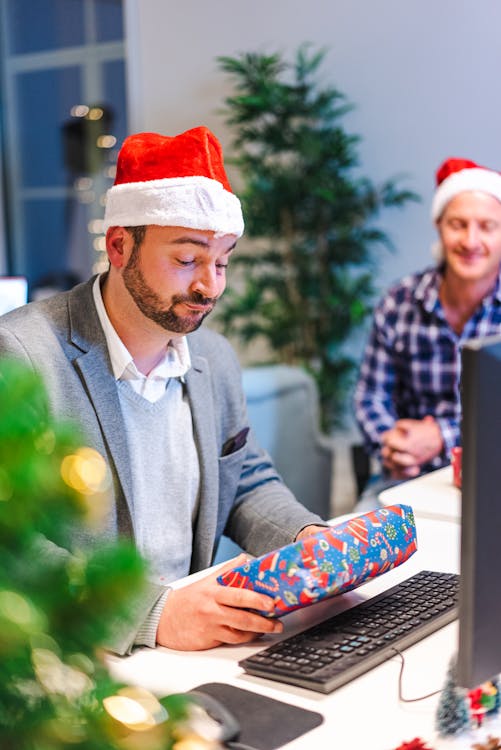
[0,591,34,626]
[96,134,116,148]
[60,447,110,495]
[87,107,103,121]
[118,686,168,724]
[103,695,155,730]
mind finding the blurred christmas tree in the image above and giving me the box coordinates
[0,358,194,749]
[217,45,419,428]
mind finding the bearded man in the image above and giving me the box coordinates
[0,127,326,654]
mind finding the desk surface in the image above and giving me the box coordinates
[107,514,477,750]
[380,465,461,523]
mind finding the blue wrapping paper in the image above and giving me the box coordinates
[217,504,417,616]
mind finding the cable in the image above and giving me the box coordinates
[392,647,444,703]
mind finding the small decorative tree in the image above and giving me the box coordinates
[216,45,419,429]
[488,677,500,715]
[436,655,471,736]
[0,358,191,749]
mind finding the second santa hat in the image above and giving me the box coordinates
[431,157,501,221]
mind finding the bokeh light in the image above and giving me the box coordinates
[0,590,43,630]
[32,647,94,699]
[103,686,168,731]
[60,447,110,496]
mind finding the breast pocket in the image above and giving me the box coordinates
[216,444,247,536]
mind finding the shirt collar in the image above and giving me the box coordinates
[92,274,191,382]
[415,264,501,313]
[492,268,501,304]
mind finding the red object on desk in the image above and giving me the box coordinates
[393,739,433,750]
[451,447,462,489]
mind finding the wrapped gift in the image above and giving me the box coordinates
[217,504,417,616]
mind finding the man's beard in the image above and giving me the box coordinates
[122,243,217,334]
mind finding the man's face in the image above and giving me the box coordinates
[437,191,501,286]
[122,225,236,334]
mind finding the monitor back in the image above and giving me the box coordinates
[458,333,501,688]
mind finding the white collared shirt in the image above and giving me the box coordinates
[92,274,191,402]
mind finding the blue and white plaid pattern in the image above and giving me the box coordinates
[354,265,501,469]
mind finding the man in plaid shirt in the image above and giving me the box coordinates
[354,157,501,489]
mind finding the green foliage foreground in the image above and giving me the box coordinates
[0,359,188,750]
[217,46,420,429]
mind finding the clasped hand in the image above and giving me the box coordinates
[381,415,444,479]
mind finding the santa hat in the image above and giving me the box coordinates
[431,157,501,221]
[103,126,244,237]
[430,157,501,262]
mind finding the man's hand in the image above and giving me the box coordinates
[381,415,444,479]
[156,554,283,651]
[295,525,329,541]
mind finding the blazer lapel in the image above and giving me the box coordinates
[67,280,134,537]
[185,353,219,571]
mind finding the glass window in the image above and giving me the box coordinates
[0,0,126,292]
[95,0,124,42]
[23,198,78,284]
[16,67,82,188]
[5,0,86,55]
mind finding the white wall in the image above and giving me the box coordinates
[124,0,501,297]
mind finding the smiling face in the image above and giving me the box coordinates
[437,191,501,287]
[107,224,236,336]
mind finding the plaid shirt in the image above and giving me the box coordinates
[354,265,501,469]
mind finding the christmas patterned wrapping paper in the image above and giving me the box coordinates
[217,504,417,616]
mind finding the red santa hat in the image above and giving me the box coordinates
[431,157,501,221]
[103,126,244,237]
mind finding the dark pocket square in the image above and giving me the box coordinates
[221,426,249,456]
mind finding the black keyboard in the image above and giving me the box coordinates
[239,570,459,694]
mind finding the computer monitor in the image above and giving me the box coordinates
[0,276,28,314]
[457,332,501,688]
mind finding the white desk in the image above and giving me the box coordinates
[107,512,480,750]
[380,465,461,523]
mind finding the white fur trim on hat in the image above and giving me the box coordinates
[431,167,501,221]
[103,175,244,237]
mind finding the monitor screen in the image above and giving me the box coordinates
[457,333,501,688]
[0,276,28,315]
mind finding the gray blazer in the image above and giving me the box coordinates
[0,277,324,652]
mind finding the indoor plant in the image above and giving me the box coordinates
[216,45,419,429]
